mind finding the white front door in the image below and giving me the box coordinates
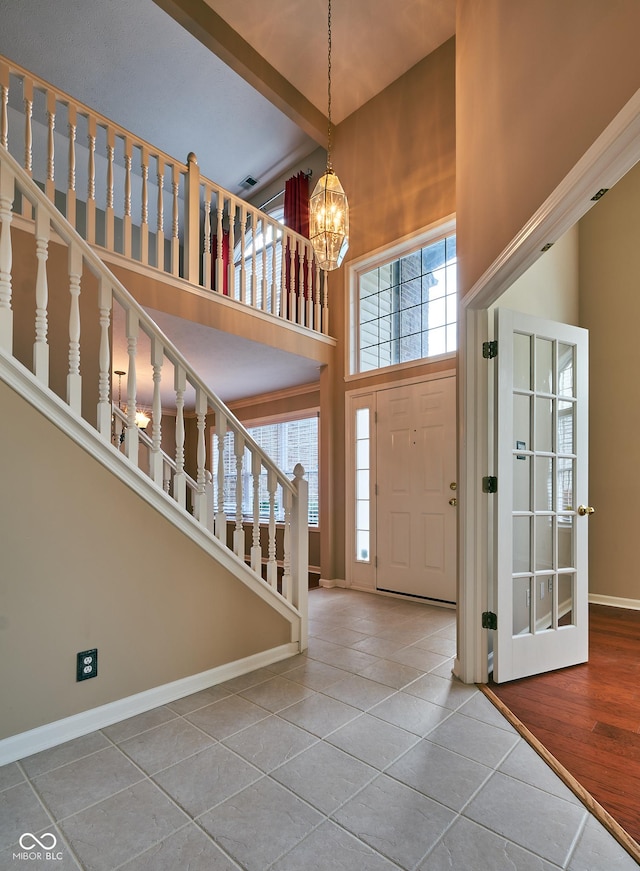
[376,376,457,603]
[493,309,590,683]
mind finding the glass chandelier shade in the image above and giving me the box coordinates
[309,0,349,272]
[309,168,349,271]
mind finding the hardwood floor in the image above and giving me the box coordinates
[486,604,640,846]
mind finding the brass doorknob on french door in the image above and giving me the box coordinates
[449,497,458,507]
[450,482,457,491]
[577,505,595,516]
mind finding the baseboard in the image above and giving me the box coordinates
[0,642,298,766]
[589,594,640,612]
[319,578,348,589]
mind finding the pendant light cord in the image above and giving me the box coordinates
[327,0,333,171]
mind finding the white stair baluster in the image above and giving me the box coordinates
[45,91,55,202]
[282,484,293,602]
[23,79,33,176]
[86,117,96,244]
[315,259,322,333]
[0,161,13,352]
[267,468,278,587]
[322,266,329,334]
[306,249,313,329]
[239,206,247,304]
[156,158,165,272]
[228,201,236,295]
[173,364,186,506]
[67,104,76,228]
[0,66,8,150]
[250,214,257,308]
[140,147,149,265]
[280,231,287,318]
[195,387,208,525]
[215,412,227,539]
[171,165,180,277]
[298,245,305,325]
[202,192,211,289]
[261,215,267,310]
[251,451,262,574]
[150,336,164,486]
[33,208,50,384]
[270,218,277,315]
[123,139,132,259]
[105,128,115,250]
[96,279,112,438]
[288,233,296,323]
[233,432,245,557]
[124,309,139,461]
[215,196,224,293]
[66,242,82,413]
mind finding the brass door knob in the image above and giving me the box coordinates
[577,505,595,516]
[450,482,457,491]
[449,497,457,507]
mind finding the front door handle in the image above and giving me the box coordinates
[449,497,457,507]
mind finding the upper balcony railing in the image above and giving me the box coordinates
[0,56,328,335]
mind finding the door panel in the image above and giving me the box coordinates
[494,309,589,683]
[377,376,456,602]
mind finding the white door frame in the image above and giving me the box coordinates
[455,87,640,685]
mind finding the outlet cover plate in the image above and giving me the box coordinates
[77,648,98,681]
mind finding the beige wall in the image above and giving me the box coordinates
[321,38,457,580]
[456,0,640,298]
[579,160,640,601]
[492,224,580,326]
[0,381,289,740]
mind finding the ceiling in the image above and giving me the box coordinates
[0,0,455,402]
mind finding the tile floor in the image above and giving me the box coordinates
[1,588,636,870]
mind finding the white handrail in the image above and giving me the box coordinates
[0,142,309,642]
[0,56,328,335]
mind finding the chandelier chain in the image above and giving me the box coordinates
[327,0,333,168]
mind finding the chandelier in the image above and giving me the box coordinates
[309,0,349,271]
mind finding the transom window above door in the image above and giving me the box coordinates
[351,225,457,374]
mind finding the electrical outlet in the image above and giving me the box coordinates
[76,649,98,681]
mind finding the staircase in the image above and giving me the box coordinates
[0,126,314,760]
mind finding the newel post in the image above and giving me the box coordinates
[184,152,200,285]
[291,463,309,651]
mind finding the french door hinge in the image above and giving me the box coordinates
[482,340,498,359]
[482,611,497,630]
[482,475,498,494]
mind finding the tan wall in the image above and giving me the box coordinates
[579,161,640,601]
[323,39,457,579]
[0,381,290,740]
[492,224,580,326]
[456,0,640,298]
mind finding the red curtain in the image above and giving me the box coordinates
[284,172,311,316]
[211,231,230,295]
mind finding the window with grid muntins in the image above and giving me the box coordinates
[358,234,457,372]
[213,416,319,526]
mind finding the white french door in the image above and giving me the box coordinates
[493,309,590,683]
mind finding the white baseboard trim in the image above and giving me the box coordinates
[0,642,298,766]
[319,578,348,589]
[589,593,640,611]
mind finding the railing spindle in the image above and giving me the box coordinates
[0,160,13,352]
[96,278,112,438]
[173,364,186,506]
[150,336,164,486]
[215,197,223,292]
[228,201,236,294]
[215,412,227,539]
[233,431,245,557]
[297,246,305,326]
[66,103,76,228]
[23,78,33,176]
[282,485,293,601]
[267,468,277,587]
[250,214,257,308]
[288,233,296,324]
[123,138,132,259]
[315,261,322,332]
[45,91,56,202]
[195,388,208,525]
[140,147,149,265]
[202,191,211,289]
[270,219,277,316]
[251,451,262,574]
[171,165,179,277]
[260,215,267,310]
[239,206,247,304]
[124,309,139,461]
[105,127,115,250]
[66,242,82,413]
[322,267,329,334]
[156,158,165,272]
[33,207,50,384]
[0,63,8,150]
[86,117,96,245]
